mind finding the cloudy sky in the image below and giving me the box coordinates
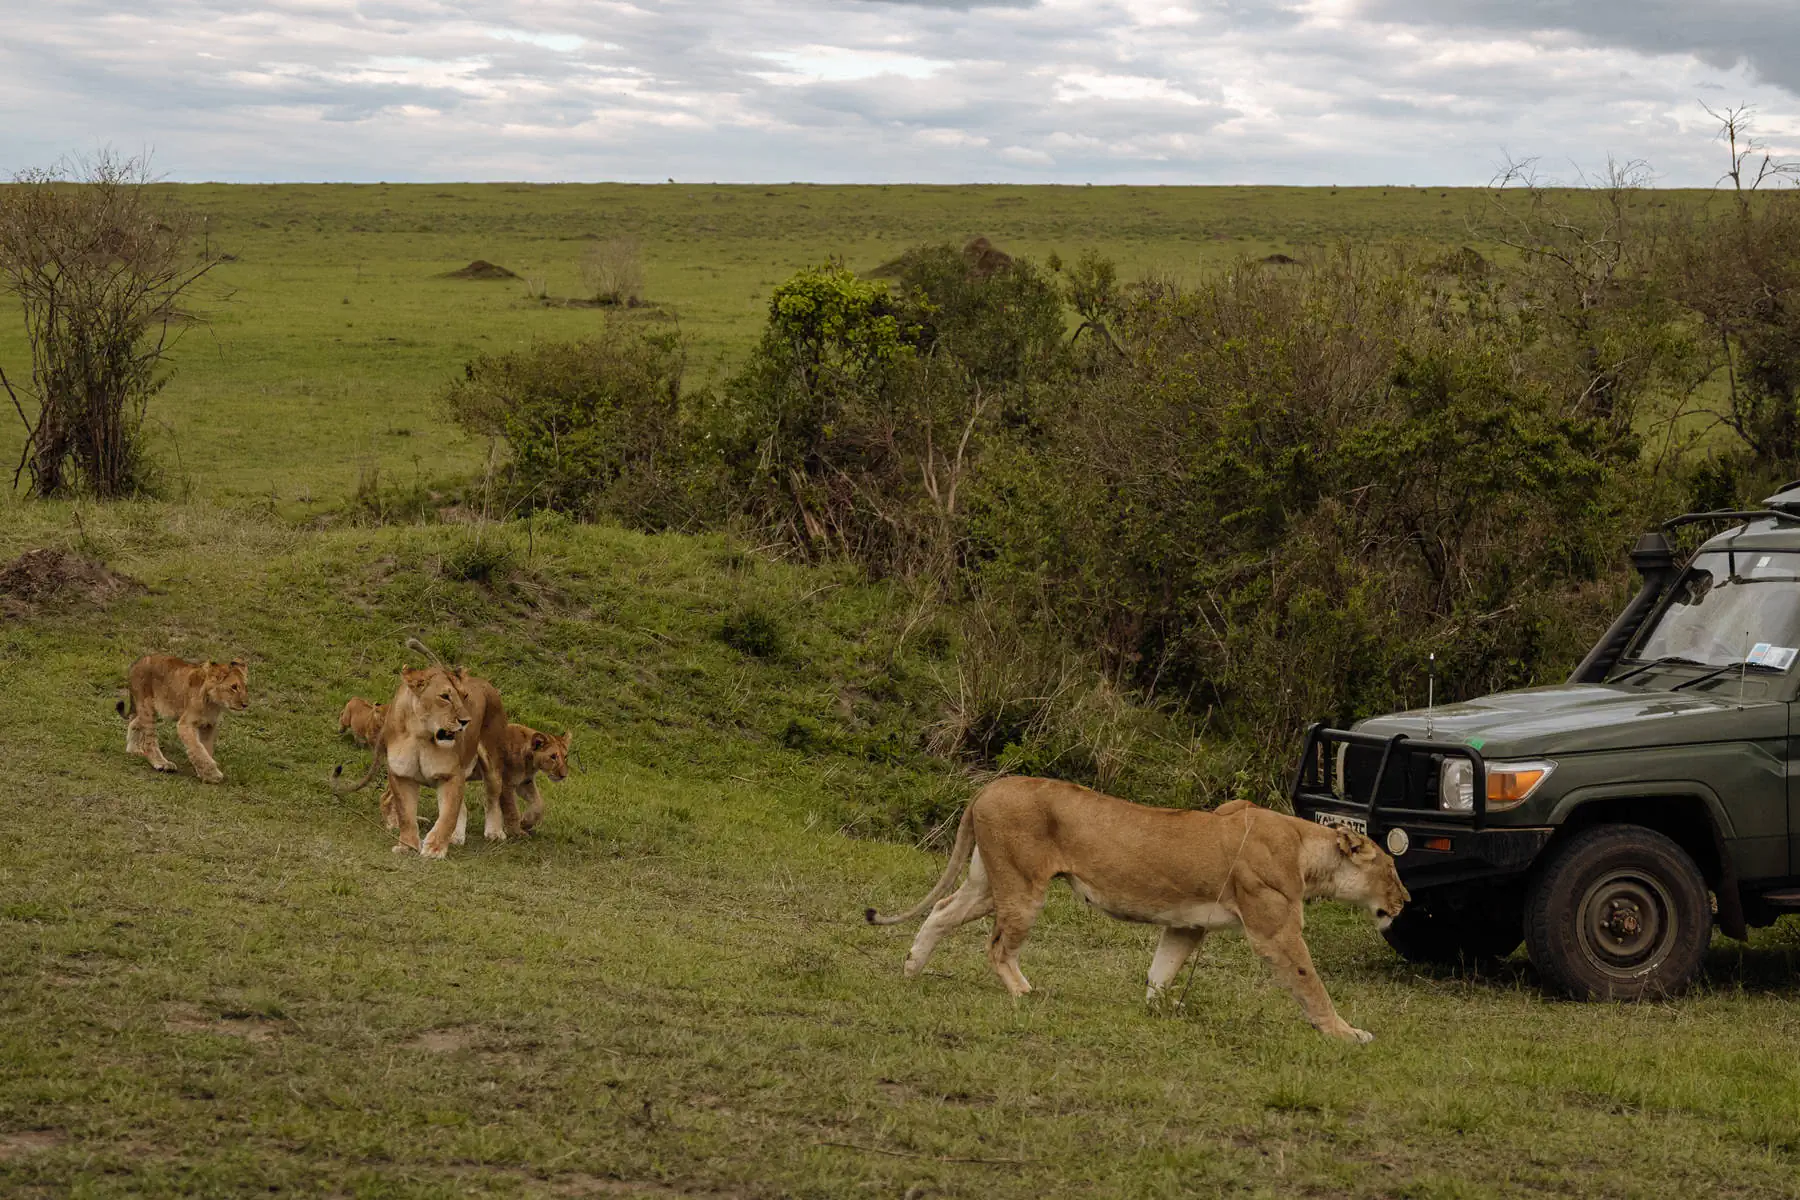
[3,1,1798,186]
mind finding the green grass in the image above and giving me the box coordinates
[0,182,1710,511]
[8,496,1800,1197]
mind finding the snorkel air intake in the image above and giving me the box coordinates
[1569,532,1679,684]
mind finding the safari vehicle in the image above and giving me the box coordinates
[1292,483,1800,999]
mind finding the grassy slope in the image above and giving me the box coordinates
[6,498,1800,1198]
[0,183,1708,510]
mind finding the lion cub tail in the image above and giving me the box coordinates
[865,803,977,926]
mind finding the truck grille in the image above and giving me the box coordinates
[1336,743,1440,810]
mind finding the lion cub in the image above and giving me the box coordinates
[117,655,250,784]
[467,723,572,835]
[338,697,387,746]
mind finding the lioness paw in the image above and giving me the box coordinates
[484,826,507,843]
[419,841,449,860]
[1328,1025,1375,1044]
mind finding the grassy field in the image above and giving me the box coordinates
[6,185,1800,1197]
[6,497,1800,1198]
[0,183,1710,510]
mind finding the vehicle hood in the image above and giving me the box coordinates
[1354,683,1785,757]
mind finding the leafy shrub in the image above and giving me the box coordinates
[721,249,1063,574]
[443,322,702,525]
[964,250,1640,786]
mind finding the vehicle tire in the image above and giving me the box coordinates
[1381,888,1523,968]
[1524,825,1711,1000]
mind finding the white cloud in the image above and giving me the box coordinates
[0,0,1796,183]
[755,47,952,83]
[485,28,587,54]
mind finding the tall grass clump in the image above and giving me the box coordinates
[579,236,646,306]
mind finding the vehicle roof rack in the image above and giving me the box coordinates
[1659,484,1800,531]
[1661,508,1786,531]
[1766,480,1800,517]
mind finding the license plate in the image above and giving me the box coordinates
[1314,811,1368,836]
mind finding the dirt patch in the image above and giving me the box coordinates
[545,1176,738,1198]
[442,260,518,281]
[406,1027,478,1053]
[0,1130,68,1159]
[164,1004,281,1043]
[1261,253,1298,265]
[0,548,144,618]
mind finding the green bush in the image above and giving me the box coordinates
[442,322,705,525]
[964,250,1643,786]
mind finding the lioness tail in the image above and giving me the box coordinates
[865,803,977,926]
[405,636,445,666]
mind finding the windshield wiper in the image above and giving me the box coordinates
[1607,655,1703,685]
[1671,661,1789,691]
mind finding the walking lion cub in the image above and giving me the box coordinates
[117,655,250,783]
[866,777,1408,1043]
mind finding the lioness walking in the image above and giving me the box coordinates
[117,655,250,784]
[866,777,1408,1043]
[332,659,509,859]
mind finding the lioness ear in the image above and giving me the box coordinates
[229,658,245,668]
[531,733,548,751]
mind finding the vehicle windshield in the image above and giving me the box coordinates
[1631,549,1800,670]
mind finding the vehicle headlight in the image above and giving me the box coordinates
[1439,758,1556,813]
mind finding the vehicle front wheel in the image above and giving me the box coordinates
[1381,888,1523,968]
[1524,825,1711,1000]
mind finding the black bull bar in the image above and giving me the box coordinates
[1288,724,1489,839]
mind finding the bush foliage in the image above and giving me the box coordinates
[442,137,1800,806]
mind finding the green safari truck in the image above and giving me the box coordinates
[1292,484,1800,998]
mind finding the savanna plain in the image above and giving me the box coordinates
[5,184,1800,1199]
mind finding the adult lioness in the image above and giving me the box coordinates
[332,663,508,859]
[463,723,571,836]
[866,778,1408,1043]
[117,655,250,784]
[338,697,387,746]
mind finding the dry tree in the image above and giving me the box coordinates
[0,152,221,498]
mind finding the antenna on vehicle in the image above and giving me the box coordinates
[1740,630,1750,710]
[1426,653,1436,738]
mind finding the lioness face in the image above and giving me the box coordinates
[404,668,471,746]
[1331,829,1410,929]
[532,732,571,781]
[207,660,250,711]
